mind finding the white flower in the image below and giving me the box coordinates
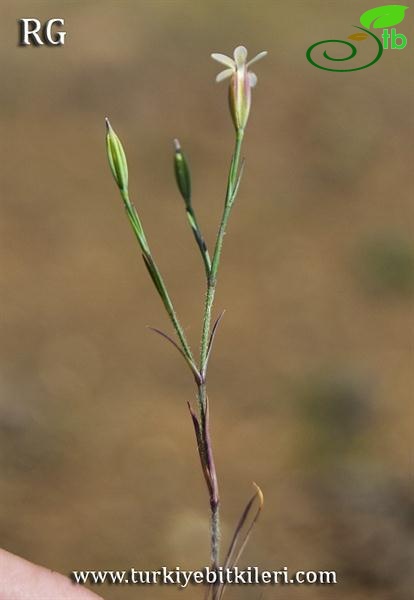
[211,46,267,131]
[211,46,267,86]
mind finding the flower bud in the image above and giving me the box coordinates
[105,118,128,192]
[173,139,191,208]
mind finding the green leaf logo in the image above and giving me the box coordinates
[360,5,409,29]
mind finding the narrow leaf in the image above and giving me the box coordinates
[228,483,264,570]
[215,484,264,600]
[204,310,226,376]
[203,397,218,502]
[187,402,213,496]
[142,253,167,304]
[148,327,201,383]
[230,159,245,205]
[124,201,151,255]
[226,151,238,200]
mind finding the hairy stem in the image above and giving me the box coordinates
[211,502,220,571]
[197,382,220,568]
[200,130,244,379]
[197,128,245,571]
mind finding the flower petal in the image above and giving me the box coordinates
[248,72,258,87]
[216,68,234,83]
[211,53,235,68]
[233,46,248,67]
[247,50,268,67]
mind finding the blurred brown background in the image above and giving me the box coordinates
[1,1,413,598]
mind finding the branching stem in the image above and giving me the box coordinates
[112,125,246,574]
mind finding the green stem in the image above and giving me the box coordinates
[196,128,245,573]
[121,190,196,370]
[211,502,220,570]
[186,205,212,279]
[199,129,244,380]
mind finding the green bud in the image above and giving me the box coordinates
[173,139,191,208]
[105,118,128,192]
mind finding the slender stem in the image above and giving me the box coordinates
[121,128,246,573]
[147,256,195,366]
[200,129,244,378]
[198,380,220,568]
[186,205,212,279]
[121,189,196,368]
[196,128,245,572]
[211,503,220,570]
[110,122,249,579]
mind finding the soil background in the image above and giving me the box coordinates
[0,1,413,598]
